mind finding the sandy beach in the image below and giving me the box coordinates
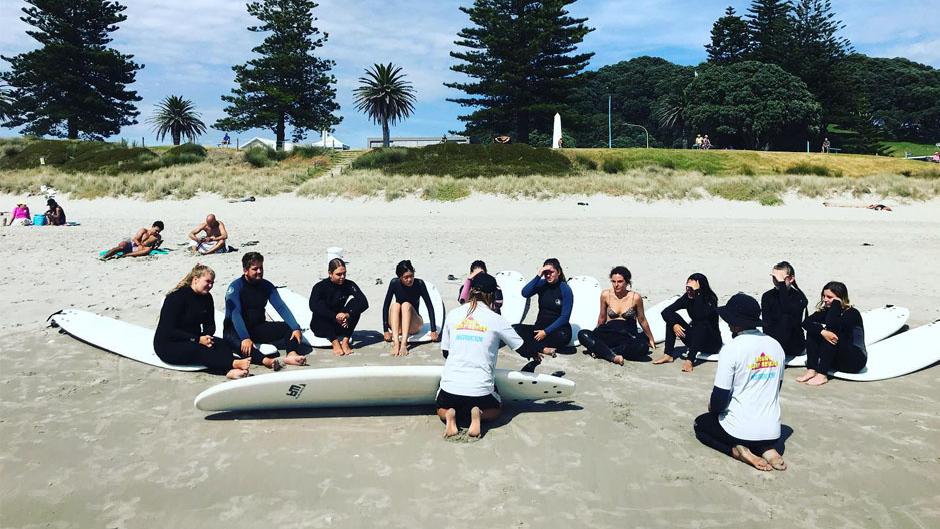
[1,193,939,528]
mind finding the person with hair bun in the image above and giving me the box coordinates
[309,258,370,356]
[653,273,723,372]
[798,281,866,386]
[760,261,808,357]
[513,258,573,360]
[578,266,655,365]
[382,260,438,356]
[154,264,248,379]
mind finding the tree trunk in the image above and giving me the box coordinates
[275,113,286,151]
[516,109,530,145]
[382,118,390,148]
[67,118,78,140]
[172,129,181,146]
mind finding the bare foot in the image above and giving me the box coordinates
[795,369,817,383]
[391,340,400,356]
[398,343,410,356]
[468,406,482,438]
[284,353,307,366]
[341,338,353,355]
[731,445,773,471]
[652,355,675,365]
[443,408,458,438]
[612,355,624,366]
[233,358,250,371]
[263,357,283,371]
[805,373,829,386]
[762,449,787,470]
[226,368,249,379]
[542,348,557,358]
[331,342,344,357]
[681,360,694,372]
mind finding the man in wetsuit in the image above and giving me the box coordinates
[223,252,307,369]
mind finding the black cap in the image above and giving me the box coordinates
[470,273,498,294]
[718,293,762,329]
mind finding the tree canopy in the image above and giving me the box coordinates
[353,63,417,148]
[706,7,751,65]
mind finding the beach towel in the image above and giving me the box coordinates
[98,248,170,257]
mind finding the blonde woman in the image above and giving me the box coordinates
[798,281,866,386]
[154,264,249,379]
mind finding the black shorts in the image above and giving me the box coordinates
[436,388,501,412]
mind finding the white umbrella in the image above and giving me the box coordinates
[552,113,562,149]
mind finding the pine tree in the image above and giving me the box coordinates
[706,7,751,64]
[1,0,142,140]
[790,0,852,130]
[445,0,593,144]
[745,0,794,66]
[215,0,340,151]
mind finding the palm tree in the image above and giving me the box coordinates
[148,95,207,145]
[353,63,417,148]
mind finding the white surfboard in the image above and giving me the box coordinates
[494,270,528,325]
[833,320,940,381]
[408,280,445,343]
[644,295,680,344]
[194,365,577,412]
[50,309,206,371]
[265,288,332,347]
[566,276,602,346]
[698,305,911,366]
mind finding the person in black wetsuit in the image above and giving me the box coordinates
[578,266,656,365]
[513,258,573,363]
[760,261,808,358]
[223,252,307,370]
[797,281,866,386]
[154,264,249,378]
[309,258,369,357]
[382,260,438,356]
[457,260,503,313]
[652,272,723,373]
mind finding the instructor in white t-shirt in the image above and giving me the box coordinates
[693,293,788,471]
[438,273,543,439]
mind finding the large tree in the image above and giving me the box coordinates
[149,95,207,145]
[353,63,417,148]
[685,61,821,151]
[745,0,794,66]
[1,0,142,140]
[706,7,751,65]
[789,0,851,130]
[446,0,593,144]
[215,0,340,151]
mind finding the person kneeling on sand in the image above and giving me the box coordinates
[438,273,543,439]
[693,293,787,471]
[100,221,164,260]
[188,213,228,254]
[223,252,307,370]
[154,264,250,379]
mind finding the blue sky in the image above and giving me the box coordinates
[1,0,937,147]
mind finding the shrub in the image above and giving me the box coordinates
[293,146,333,158]
[739,165,756,176]
[422,180,471,201]
[161,153,205,167]
[784,162,842,177]
[574,155,598,170]
[245,148,271,167]
[602,158,625,174]
[351,148,410,169]
[165,143,207,158]
[351,143,572,177]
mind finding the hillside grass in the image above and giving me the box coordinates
[883,141,938,158]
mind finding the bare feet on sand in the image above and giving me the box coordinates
[443,408,458,438]
[805,373,829,386]
[468,406,482,438]
[681,360,694,372]
[652,355,675,365]
[226,368,249,379]
[795,369,817,383]
[332,342,345,356]
[612,355,624,366]
[397,343,410,356]
[233,358,250,371]
[285,352,307,366]
[731,445,773,471]
[340,338,353,355]
[762,449,787,470]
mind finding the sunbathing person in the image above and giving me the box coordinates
[223,252,307,370]
[100,221,164,260]
[188,214,228,254]
[309,258,369,356]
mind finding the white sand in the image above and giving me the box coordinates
[1,193,939,528]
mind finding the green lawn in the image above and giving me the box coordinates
[883,141,938,158]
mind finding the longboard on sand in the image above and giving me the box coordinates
[644,295,681,344]
[831,320,939,381]
[566,276,602,346]
[50,309,206,371]
[494,270,529,325]
[194,365,576,412]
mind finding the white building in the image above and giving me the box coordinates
[240,137,296,151]
[366,135,469,149]
[311,132,349,150]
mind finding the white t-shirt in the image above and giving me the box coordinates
[439,303,524,397]
[713,330,785,441]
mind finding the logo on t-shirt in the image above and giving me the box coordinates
[456,316,487,333]
[747,352,780,381]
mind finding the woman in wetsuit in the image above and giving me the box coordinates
[760,261,808,358]
[578,266,656,365]
[653,272,722,372]
[513,258,573,359]
[382,260,438,356]
[798,281,866,386]
[309,258,369,356]
[154,264,248,379]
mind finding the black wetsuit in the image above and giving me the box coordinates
[382,278,437,332]
[223,276,302,362]
[309,278,369,341]
[513,276,573,351]
[661,292,722,362]
[761,285,808,357]
[578,299,650,362]
[802,301,867,374]
[153,286,238,372]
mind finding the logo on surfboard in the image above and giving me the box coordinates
[286,384,306,398]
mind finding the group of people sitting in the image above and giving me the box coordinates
[100,214,230,260]
[3,198,65,226]
[154,252,862,461]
